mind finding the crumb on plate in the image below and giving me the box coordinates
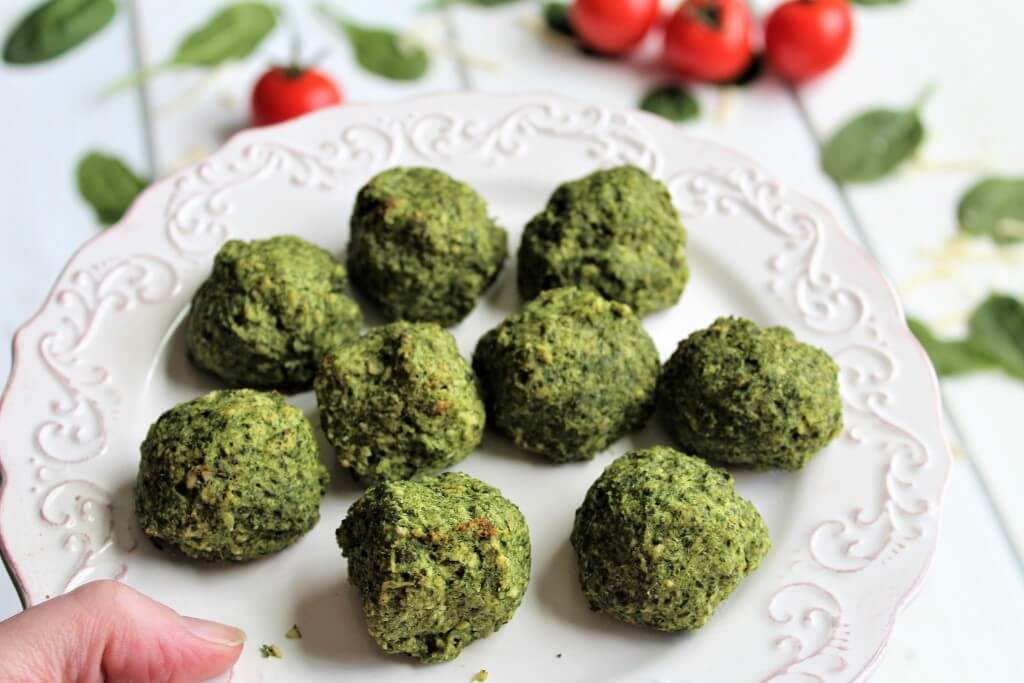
[259,644,283,659]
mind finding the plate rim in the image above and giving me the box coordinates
[0,90,953,681]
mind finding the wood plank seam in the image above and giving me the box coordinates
[126,0,158,181]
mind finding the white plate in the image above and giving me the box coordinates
[0,93,950,683]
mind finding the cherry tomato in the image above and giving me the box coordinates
[765,0,853,82]
[250,66,343,127]
[663,0,754,83]
[571,0,660,55]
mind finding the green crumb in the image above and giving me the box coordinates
[134,389,328,562]
[315,321,485,485]
[187,235,362,390]
[338,472,531,663]
[657,316,843,470]
[571,446,771,631]
[285,624,302,640]
[259,644,283,659]
[348,166,508,326]
[518,165,688,316]
[472,670,490,682]
[473,287,659,463]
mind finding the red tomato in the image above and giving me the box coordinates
[571,0,660,55]
[663,0,754,82]
[765,0,853,82]
[250,66,343,127]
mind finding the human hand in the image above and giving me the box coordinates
[0,580,244,683]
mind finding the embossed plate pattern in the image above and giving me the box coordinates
[0,93,950,682]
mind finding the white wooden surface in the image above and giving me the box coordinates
[2,1,1023,680]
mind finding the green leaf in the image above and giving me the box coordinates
[318,5,429,82]
[542,2,574,37]
[639,84,700,123]
[965,294,1024,379]
[171,2,277,67]
[3,0,115,65]
[821,107,924,183]
[907,318,993,377]
[102,2,276,94]
[957,177,1024,245]
[76,152,148,226]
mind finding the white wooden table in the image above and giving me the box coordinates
[1,1,1022,680]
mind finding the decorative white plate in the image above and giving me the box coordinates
[0,93,950,683]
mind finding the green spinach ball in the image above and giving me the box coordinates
[135,389,328,562]
[473,287,659,463]
[187,235,362,390]
[314,321,485,485]
[518,165,688,316]
[658,316,843,470]
[338,472,531,662]
[571,446,770,631]
[348,167,508,326]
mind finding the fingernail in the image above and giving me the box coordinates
[182,616,247,647]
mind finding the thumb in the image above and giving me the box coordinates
[0,580,244,683]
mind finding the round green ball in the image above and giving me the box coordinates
[473,287,659,463]
[135,389,328,562]
[187,235,362,390]
[348,167,508,326]
[338,472,531,662]
[658,316,843,470]
[518,165,688,316]
[571,446,771,631]
[314,321,485,485]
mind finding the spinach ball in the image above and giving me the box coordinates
[571,446,770,631]
[348,167,508,326]
[658,316,843,470]
[338,472,531,662]
[518,165,688,316]
[135,389,328,562]
[314,321,485,485]
[473,287,659,463]
[187,235,362,390]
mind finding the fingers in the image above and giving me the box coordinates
[0,580,244,683]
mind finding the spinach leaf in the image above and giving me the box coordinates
[965,294,1024,379]
[3,0,115,65]
[957,177,1024,245]
[821,105,924,183]
[103,2,277,94]
[543,2,574,37]
[318,5,429,82]
[640,84,700,123]
[907,318,993,377]
[171,2,277,67]
[76,152,148,226]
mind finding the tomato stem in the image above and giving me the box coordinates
[688,2,723,30]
